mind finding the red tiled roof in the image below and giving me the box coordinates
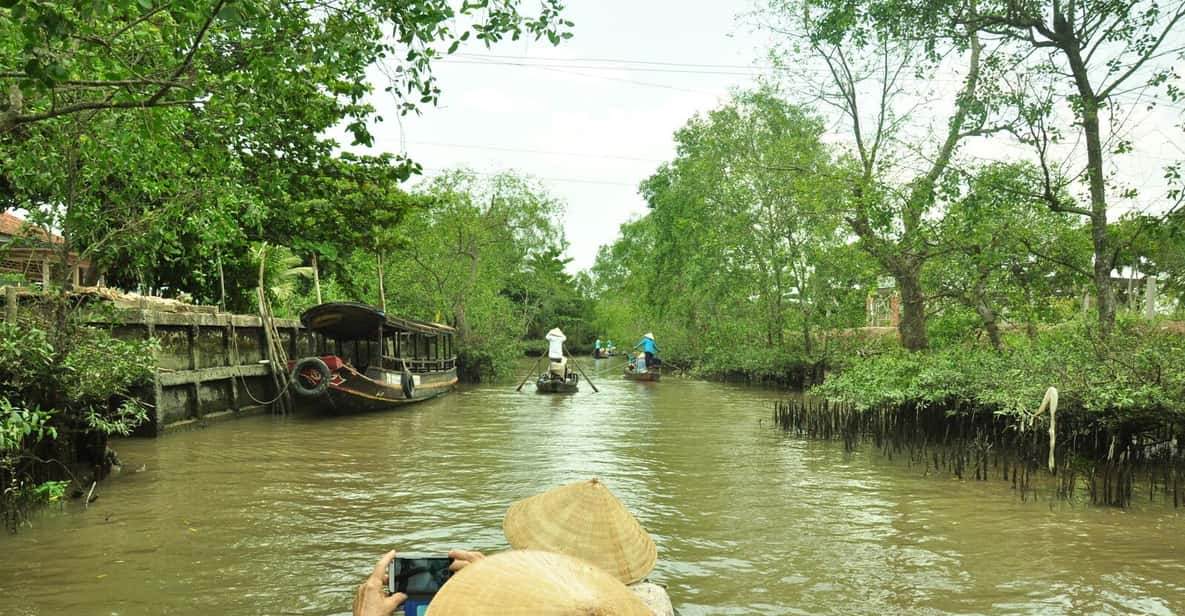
[0,212,62,244]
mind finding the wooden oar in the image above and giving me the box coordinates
[564,346,599,393]
[515,354,545,392]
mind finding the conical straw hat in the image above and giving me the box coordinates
[425,550,651,616]
[503,479,657,584]
[644,332,654,340]
[547,327,566,338]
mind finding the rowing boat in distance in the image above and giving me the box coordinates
[536,372,579,394]
[623,365,660,382]
[287,302,457,413]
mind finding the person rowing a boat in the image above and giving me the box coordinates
[545,327,569,381]
[633,332,660,369]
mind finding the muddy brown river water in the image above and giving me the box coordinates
[2,363,1184,615]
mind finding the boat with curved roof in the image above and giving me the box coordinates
[287,302,457,412]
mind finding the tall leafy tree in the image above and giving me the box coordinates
[799,0,1185,337]
[0,0,571,136]
[958,0,1185,337]
[759,0,1004,350]
[342,169,567,378]
[593,89,867,375]
[930,162,1091,348]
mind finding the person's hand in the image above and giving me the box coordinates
[353,550,406,616]
[447,549,486,572]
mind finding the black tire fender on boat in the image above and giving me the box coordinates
[291,357,331,397]
[401,369,416,399]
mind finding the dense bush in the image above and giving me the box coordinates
[813,317,1185,428]
[1,303,158,529]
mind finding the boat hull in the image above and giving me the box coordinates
[623,369,660,382]
[292,358,457,413]
[535,376,579,394]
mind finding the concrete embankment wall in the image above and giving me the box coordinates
[109,309,319,435]
[1,289,321,435]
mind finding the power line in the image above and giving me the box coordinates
[444,58,764,77]
[533,65,721,95]
[439,56,724,94]
[444,54,971,85]
[409,140,664,163]
[420,167,640,188]
[454,52,770,71]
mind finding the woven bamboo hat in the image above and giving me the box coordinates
[644,332,655,340]
[502,479,657,584]
[425,550,650,615]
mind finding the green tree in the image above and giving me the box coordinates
[759,0,1002,350]
[930,162,1091,348]
[592,89,868,377]
[369,169,566,378]
[804,0,1185,337]
[1,0,571,135]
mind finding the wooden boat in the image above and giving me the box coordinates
[287,302,457,412]
[536,372,579,394]
[623,365,660,381]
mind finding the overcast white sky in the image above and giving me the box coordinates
[356,0,763,272]
[349,1,1184,274]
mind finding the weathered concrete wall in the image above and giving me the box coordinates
[1,290,329,435]
[100,310,323,435]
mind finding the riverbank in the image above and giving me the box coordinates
[774,318,1185,507]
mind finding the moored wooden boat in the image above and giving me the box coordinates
[287,302,457,413]
[536,373,579,394]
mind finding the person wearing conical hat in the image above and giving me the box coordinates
[502,478,673,615]
[350,549,650,616]
[545,327,568,381]
[428,550,651,615]
[632,333,660,371]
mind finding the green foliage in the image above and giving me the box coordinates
[325,169,569,380]
[0,398,57,453]
[0,0,572,135]
[1,305,157,527]
[244,243,314,313]
[0,317,157,437]
[815,318,1185,427]
[589,89,871,380]
[2,0,571,308]
[927,162,1092,348]
[26,480,70,504]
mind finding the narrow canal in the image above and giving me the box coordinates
[2,362,1184,615]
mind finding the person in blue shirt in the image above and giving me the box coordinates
[594,338,603,358]
[633,332,660,368]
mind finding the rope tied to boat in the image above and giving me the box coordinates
[1019,387,1058,473]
